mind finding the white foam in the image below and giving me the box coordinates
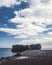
[16,56,28,59]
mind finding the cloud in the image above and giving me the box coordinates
[0,0,30,7]
[16,37,52,49]
[10,0,52,25]
[0,0,21,7]
[47,32,52,37]
[0,0,52,46]
[40,0,51,4]
[0,22,45,38]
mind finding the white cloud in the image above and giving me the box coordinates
[0,0,52,47]
[16,37,52,49]
[10,0,52,25]
[0,22,45,38]
[40,0,51,4]
[10,0,52,46]
[47,32,52,37]
[0,0,21,7]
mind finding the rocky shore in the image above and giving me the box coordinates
[0,44,52,65]
[0,50,52,65]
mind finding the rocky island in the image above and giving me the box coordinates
[12,44,41,52]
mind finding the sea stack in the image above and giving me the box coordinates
[11,44,41,53]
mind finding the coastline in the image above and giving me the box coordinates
[0,56,52,65]
[0,50,52,65]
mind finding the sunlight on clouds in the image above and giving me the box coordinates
[9,0,52,44]
[10,0,52,24]
[0,0,52,46]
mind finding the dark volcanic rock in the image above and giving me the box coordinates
[30,44,41,50]
[11,44,41,52]
[12,45,29,52]
[1,57,6,61]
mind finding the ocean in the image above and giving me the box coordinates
[0,48,14,58]
[0,48,52,58]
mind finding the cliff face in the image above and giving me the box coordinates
[11,44,41,52]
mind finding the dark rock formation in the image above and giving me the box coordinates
[12,45,29,52]
[1,57,6,60]
[11,44,41,53]
[30,44,41,50]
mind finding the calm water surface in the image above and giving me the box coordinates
[0,48,14,58]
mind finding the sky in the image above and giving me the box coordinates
[0,0,52,49]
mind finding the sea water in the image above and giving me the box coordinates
[0,48,13,58]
